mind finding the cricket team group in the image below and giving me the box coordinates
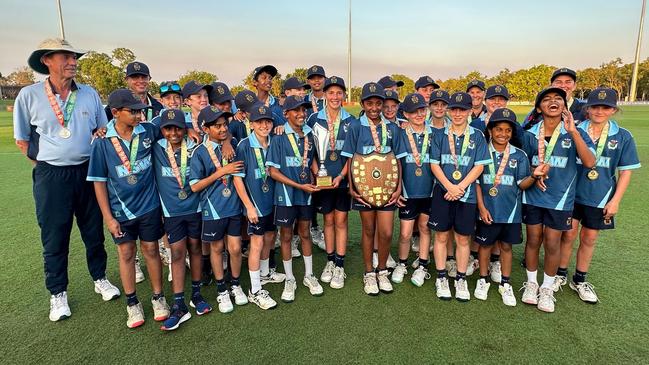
[13,38,640,331]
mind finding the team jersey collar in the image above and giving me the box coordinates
[105,119,146,139]
[284,121,313,136]
[359,114,389,127]
[316,107,351,121]
[489,141,517,155]
[156,136,196,149]
[578,119,620,137]
[443,123,474,136]
[248,131,271,149]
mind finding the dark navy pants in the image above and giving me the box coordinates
[33,161,107,295]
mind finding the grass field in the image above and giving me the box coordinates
[1,102,648,364]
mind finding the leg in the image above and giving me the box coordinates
[478,244,491,277]
[279,226,293,262]
[454,232,471,274]
[375,211,395,270]
[73,175,107,282]
[433,231,449,271]
[541,227,563,278]
[140,240,163,294]
[209,240,225,281]
[226,235,242,280]
[397,219,415,261]
[187,237,203,282]
[499,242,513,279]
[323,211,335,255]
[334,210,349,256]
[524,224,543,272]
[417,214,431,261]
[116,241,137,295]
[359,211,377,273]
[559,219,580,272]
[575,226,600,273]
[298,219,313,257]
[169,238,188,294]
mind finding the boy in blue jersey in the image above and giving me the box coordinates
[253,65,286,127]
[307,76,355,289]
[520,87,596,313]
[556,88,640,303]
[305,65,326,116]
[230,90,260,142]
[87,89,169,328]
[233,104,285,310]
[470,85,510,133]
[429,89,451,131]
[467,80,488,122]
[209,82,234,112]
[428,92,491,302]
[342,82,407,296]
[189,107,248,313]
[473,108,545,306]
[150,81,183,127]
[283,77,310,98]
[383,89,405,125]
[267,95,324,302]
[182,81,212,136]
[153,109,213,330]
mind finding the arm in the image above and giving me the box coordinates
[603,170,633,219]
[190,161,244,193]
[431,164,464,199]
[563,110,595,168]
[386,160,403,206]
[221,133,235,161]
[93,181,122,238]
[475,184,493,224]
[233,176,259,224]
[268,166,319,193]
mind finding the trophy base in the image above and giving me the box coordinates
[316,176,333,188]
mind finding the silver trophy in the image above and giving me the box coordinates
[312,123,333,187]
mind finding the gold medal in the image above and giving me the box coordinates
[126,174,138,185]
[177,190,188,200]
[261,182,270,193]
[330,151,338,161]
[587,169,599,180]
[452,170,462,180]
[415,167,423,176]
[58,127,71,139]
[222,187,232,198]
[489,187,498,197]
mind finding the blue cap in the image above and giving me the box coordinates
[361,82,385,101]
[466,79,486,92]
[283,77,311,91]
[253,65,278,80]
[487,108,518,129]
[199,106,233,127]
[182,81,212,99]
[429,89,450,104]
[448,92,472,110]
[401,93,428,113]
[384,89,400,103]
[534,87,567,109]
[125,61,150,77]
[108,89,150,110]
[551,67,577,82]
[234,90,259,113]
[249,103,275,122]
[378,76,404,88]
[323,76,346,92]
[283,95,311,111]
[307,65,326,79]
[586,87,617,108]
[485,85,510,100]
[159,108,186,129]
[209,82,233,104]
[415,76,439,89]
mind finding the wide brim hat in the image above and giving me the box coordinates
[28,38,86,75]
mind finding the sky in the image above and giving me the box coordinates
[1,0,647,87]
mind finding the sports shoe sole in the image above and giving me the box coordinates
[127,320,145,329]
[568,282,598,304]
[455,296,470,302]
[281,297,295,303]
[160,312,191,331]
[50,313,71,322]
[94,287,120,301]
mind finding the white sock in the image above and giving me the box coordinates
[541,272,555,289]
[249,270,261,294]
[283,260,294,281]
[303,255,313,277]
[526,270,538,284]
[260,259,270,276]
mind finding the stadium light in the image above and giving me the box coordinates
[56,0,66,39]
[629,0,646,102]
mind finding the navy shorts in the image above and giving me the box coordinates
[163,213,202,244]
[316,188,352,214]
[522,204,573,231]
[114,207,164,244]
[474,221,522,246]
[572,203,615,230]
[202,216,242,242]
[247,214,277,236]
[427,185,477,236]
[399,197,432,220]
[274,205,314,227]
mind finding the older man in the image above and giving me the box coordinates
[13,38,120,322]
[104,61,163,122]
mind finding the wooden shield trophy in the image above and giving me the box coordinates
[350,151,399,207]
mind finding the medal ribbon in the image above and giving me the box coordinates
[447,123,471,171]
[368,118,387,152]
[44,79,77,129]
[589,121,610,162]
[166,139,188,188]
[327,109,342,152]
[253,147,268,181]
[488,142,511,189]
[204,140,229,187]
[406,126,429,167]
[288,133,310,172]
[537,121,562,164]
[111,134,140,174]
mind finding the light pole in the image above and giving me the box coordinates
[56,0,66,39]
[629,0,646,102]
[347,0,352,103]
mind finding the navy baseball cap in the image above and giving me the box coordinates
[159,81,182,97]
[253,65,278,80]
[429,89,450,104]
[307,65,326,79]
[159,109,186,129]
[283,77,311,91]
[586,87,618,108]
[384,89,400,103]
[466,79,486,92]
[361,82,385,101]
[209,82,233,104]
[486,85,510,100]
[323,76,346,92]
[534,87,567,109]
[125,62,150,77]
[401,93,428,113]
[182,81,213,98]
[234,90,259,113]
[108,89,150,110]
[249,103,275,122]
[199,106,233,127]
[448,92,472,110]
[378,76,404,88]
[415,76,439,89]
[551,67,577,82]
[283,95,311,111]
[487,108,518,130]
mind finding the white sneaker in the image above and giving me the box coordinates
[552,275,567,293]
[303,275,324,296]
[466,256,478,276]
[377,269,393,293]
[537,287,556,313]
[330,267,346,289]
[446,259,457,278]
[291,236,301,258]
[216,290,234,313]
[230,285,249,306]
[363,272,379,296]
[167,263,173,282]
[474,278,490,301]
[93,278,120,301]
[185,253,191,268]
[134,256,145,283]
[411,236,420,252]
[435,277,452,300]
[49,292,71,322]
[372,252,378,269]
[248,289,277,310]
[489,261,502,283]
[386,254,397,269]
[569,281,599,303]
[499,283,517,306]
[521,281,539,305]
[159,244,170,266]
[411,257,420,269]
[391,263,408,283]
[261,268,286,285]
[410,266,430,287]
[310,226,326,251]
[320,261,335,283]
[281,279,297,302]
[151,296,170,321]
[454,278,471,301]
[126,302,144,328]
[274,234,281,248]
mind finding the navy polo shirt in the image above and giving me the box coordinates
[87,121,160,222]
[229,117,251,142]
[575,120,641,208]
[341,115,407,159]
[478,144,530,223]
[233,133,276,217]
[189,138,242,220]
[399,124,435,199]
[152,137,201,218]
[429,125,491,204]
[266,122,316,207]
[469,113,489,133]
[103,93,162,122]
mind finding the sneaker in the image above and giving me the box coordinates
[435,277,452,300]
[291,236,301,258]
[466,256,478,276]
[569,281,599,303]
[520,281,539,305]
[241,245,249,259]
[49,292,71,322]
[320,261,335,283]
[261,268,286,285]
[552,275,567,293]
[248,289,277,310]
[151,296,170,321]
[230,285,249,306]
[310,226,326,251]
[372,252,378,269]
[537,287,556,313]
[386,254,397,269]
[281,279,297,302]
[489,261,502,283]
[126,302,145,328]
[161,304,191,331]
[445,259,458,278]
[363,272,379,296]
[391,263,408,283]
[474,278,490,301]
[377,270,393,293]
[93,278,120,301]
[411,236,420,252]
[159,244,170,266]
[330,267,346,289]
[134,256,145,283]
[189,294,212,315]
[410,266,431,287]
[303,275,324,296]
[410,257,420,269]
[274,234,281,248]
[216,290,234,313]
[454,278,471,302]
[499,283,517,307]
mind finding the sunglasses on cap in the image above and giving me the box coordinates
[160,83,181,94]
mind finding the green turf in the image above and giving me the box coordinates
[1,105,648,364]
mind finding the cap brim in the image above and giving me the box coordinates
[307,72,325,79]
[284,101,312,111]
[128,102,151,110]
[361,94,385,101]
[535,87,567,107]
[429,98,448,104]
[160,121,187,129]
[323,83,346,92]
[28,49,86,75]
[551,72,577,82]
[126,71,150,77]
[255,65,278,78]
[487,93,510,100]
[448,104,471,110]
